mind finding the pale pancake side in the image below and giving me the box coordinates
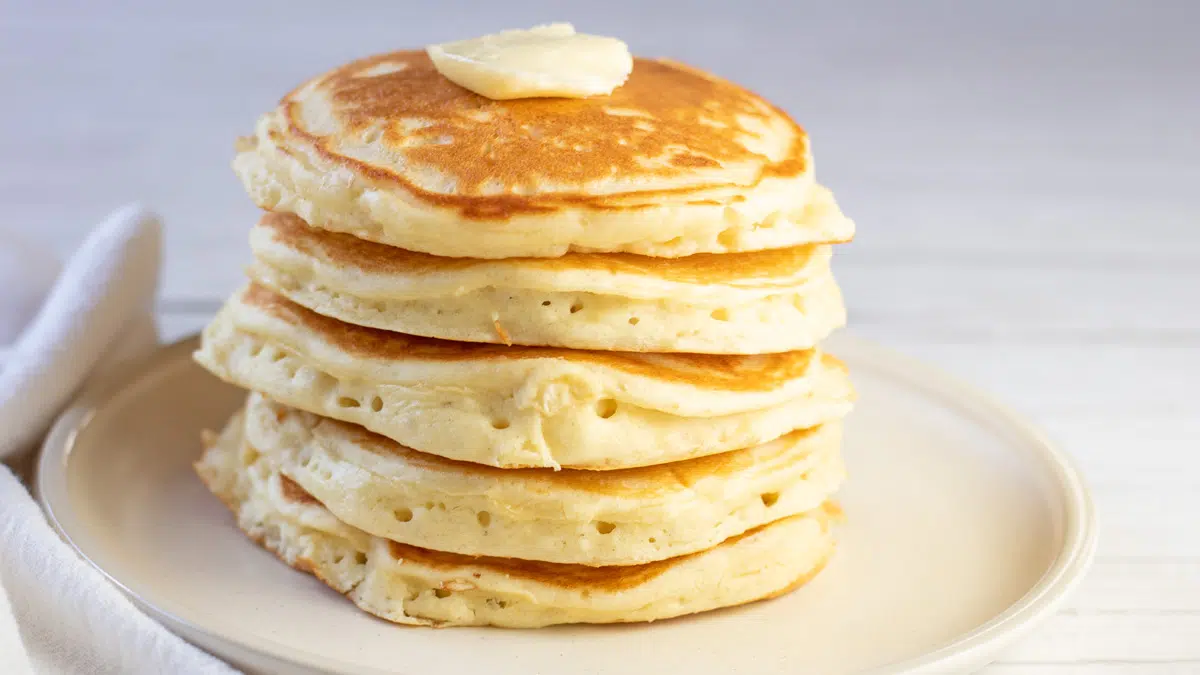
[220,284,828,402]
[245,393,845,565]
[249,195,847,353]
[196,413,837,627]
[195,287,855,469]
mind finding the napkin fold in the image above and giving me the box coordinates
[0,205,237,674]
[0,204,159,459]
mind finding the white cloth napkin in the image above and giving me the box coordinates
[0,205,237,674]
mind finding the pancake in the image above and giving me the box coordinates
[233,50,855,259]
[249,204,846,354]
[243,392,844,565]
[196,413,838,627]
[194,284,856,469]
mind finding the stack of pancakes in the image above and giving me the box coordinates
[195,50,855,627]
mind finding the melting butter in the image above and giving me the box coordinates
[427,24,633,100]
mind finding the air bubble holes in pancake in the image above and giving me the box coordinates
[717,227,739,248]
[755,212,782,230]
[240,337,298,384]
[239,444,261,466]
[211,323,853,472]
[595,399,618,419]
[254,267,845,353]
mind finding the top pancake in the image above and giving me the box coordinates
[234,51,854,258]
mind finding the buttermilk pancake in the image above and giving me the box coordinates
[194,284,855,469]
[196,413,838,627]
[242,393,845,565]
[234,51,854,259]
[249,207,846,354]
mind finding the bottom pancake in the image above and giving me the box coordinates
[196,409,839,628]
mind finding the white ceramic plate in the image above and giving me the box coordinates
[37,334,1095,675]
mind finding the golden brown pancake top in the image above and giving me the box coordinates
[259,211,825,284]
[281,51,807,218]
[240,283,825,391]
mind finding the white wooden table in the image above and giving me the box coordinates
[4,1,1197,672]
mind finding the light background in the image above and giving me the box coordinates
[3,1,1198,672]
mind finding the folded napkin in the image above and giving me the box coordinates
[0,205,236,674]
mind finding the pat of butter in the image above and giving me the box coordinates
[427,24,633,100]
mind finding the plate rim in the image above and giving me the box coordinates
[36,333,1097,675]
